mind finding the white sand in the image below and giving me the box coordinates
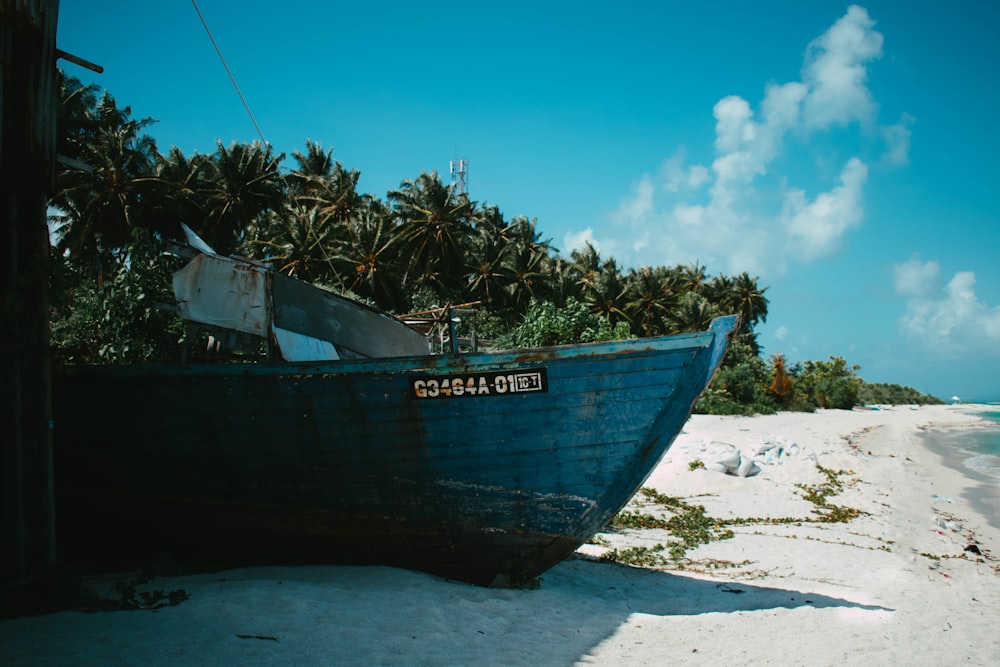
[2,404,998,666]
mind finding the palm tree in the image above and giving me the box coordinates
[624,266,679,337]
[54,69,100,176]
[585,257,630,325]
[503,217,554,311]
[731,272,769,329]
[247,204,344,284]
[140,146,212,240]
[680,261,708,294]
[567,242,602,301]
[464,231,514,312]
[308,162,362,229]
[388,171,473,295]
[51,91,159,268]
[464,206,514,311]
[705,273,734,307]
[287,142,362,228]
[339,198,409,312]
[198,140,284,254]
[290,140,335,183]
[669,291,718,334]
[505,216,554,258]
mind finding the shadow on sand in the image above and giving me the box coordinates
[0,557,891,666]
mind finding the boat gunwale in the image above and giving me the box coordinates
[56,328,720,378]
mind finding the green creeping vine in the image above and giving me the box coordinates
[600,467,866,569]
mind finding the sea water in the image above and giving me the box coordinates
[954,409,1000,482]
[924,406,1000,529]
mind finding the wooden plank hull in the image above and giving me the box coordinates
[52,317,736,586]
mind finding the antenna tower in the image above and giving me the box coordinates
[450,158,468,196]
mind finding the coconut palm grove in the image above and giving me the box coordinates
[47,71,941,413]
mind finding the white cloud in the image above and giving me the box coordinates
[893,255,938,296]
[761,82,807,134]
[802,4,883,129]
[659,151,711,193]
[881,113,914,166]
[600,5,891,277]
[562,228,599,255]
[562,227,629,262]
[895,263,1000,356]
[612,175,655,223]
[781,157,868,260]
[714,96,756,153]
[686,164,710,189]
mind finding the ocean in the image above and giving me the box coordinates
[922,406,1000,529]
[955,409,1000,480]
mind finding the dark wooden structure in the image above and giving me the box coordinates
[0,0,59,595]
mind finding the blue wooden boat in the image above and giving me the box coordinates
[52,239,737,587]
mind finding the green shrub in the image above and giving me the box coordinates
[494,297,631,348]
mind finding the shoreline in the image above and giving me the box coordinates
[917,411,1000,535]
[577,403,1000,664]
[2,405,999,665]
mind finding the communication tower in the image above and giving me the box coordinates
[450,158,468,196]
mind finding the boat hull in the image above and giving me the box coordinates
[53,317,736,586]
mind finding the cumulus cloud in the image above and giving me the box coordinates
[595,5,901,277]
[714,96,756,153]
[895,259,1000,356]
[563,228,599,255]
[801,4,883,129]
[881,113,914,166]
[781,157,868,260]
[893,255,939,296]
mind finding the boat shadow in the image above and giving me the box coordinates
[182,558,891,666]
[544,556,890,615]
[0,559,892,666]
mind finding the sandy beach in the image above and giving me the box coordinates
[2,404,998,666]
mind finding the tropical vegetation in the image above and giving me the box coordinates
[45,71,941,412]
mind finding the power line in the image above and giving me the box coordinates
[190,0,268,147]
[188,1,346,288]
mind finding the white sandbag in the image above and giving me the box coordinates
[714,448,742,469]
[736,455,760,477]
[754,442,776,456]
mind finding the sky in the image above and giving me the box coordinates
[54,1,1000,402]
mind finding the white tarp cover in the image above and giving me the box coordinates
[272,326,340,361]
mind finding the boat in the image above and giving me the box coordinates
[52,232,738,587]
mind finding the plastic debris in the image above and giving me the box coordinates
[935,517,962,532]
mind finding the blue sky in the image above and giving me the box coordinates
[56,1,1000,402]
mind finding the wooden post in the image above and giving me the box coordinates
[0,0,59,587]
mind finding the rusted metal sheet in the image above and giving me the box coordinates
[171,232,429,361]
[270,270,429,359]
[51,316,737,586]
[173,253,271,336]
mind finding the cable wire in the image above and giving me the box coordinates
[191,0,268,147]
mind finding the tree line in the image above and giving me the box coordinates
[46,71,941,411]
